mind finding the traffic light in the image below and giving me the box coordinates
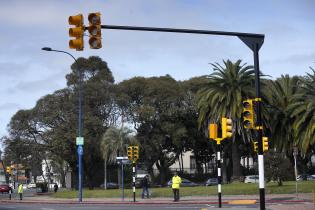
[253,141,258,153]
[127,146,133,161]
[88,12,102,49]
[263,137,269,152]
[132,146,139,162]
[209,124,218,139]
[242,100,254,129]
[69,14,84,50]
[6,166,11,175]
[222,117,233,139]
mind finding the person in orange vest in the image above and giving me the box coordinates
[171,171,182,202]
[18,183,23,200]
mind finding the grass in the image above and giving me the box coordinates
[52,181,315,199]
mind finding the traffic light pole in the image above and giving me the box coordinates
[84,22,265,209]
[216,142,222,208]
[253,43,265,210]
[132,162,136,202]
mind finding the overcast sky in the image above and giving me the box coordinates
[0,0,314,145]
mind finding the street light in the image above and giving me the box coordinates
[41,47,84,202]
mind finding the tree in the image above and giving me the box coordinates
[264,151,294,186]
[116,75,190,184]
[100,126,137,189]
[289,69,315,153]
[197,60,256,181]
[264,75,301,155]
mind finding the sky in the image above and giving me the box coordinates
[0,0,314,145]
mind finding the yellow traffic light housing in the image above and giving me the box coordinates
[263,137,269,152]
[132,146,139,162]
[253,141,258,153]
[209,124,218,139]
[242,100,254,129]
[88,12,102,49]
[127,146,133,161]
[6,166,11,175]
[222,117,233,139]
[69,14,84,51]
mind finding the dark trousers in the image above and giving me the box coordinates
[142,186,149,198]
[172,188,179,201]
[19,193,22,200]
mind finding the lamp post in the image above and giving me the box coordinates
[41,47,83,202]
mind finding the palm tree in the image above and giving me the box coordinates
[197,59,255,181]
[100,126,137,189]
[288,69,315,153]
[264,75,301,155]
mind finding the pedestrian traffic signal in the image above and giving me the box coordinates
[6,166,11,174]
[69,14,84,51]
[222,117,233,139]
[263,137,269,152]
[253,141,258,153]
[209,124,218,139]
[127,146,133,161]
[132,146,139,162]
[88,12,102,49]
[242,100,254,129]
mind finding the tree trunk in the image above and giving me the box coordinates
[231,141,242,182]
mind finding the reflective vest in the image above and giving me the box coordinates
[172,175,182,189]
[18,184,23,194]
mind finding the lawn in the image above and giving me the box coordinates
[52,181,315,199]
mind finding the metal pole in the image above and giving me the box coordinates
[217,143,222,208]
[41,48,83,202]
[121,161,124,201]
[253,43,265,210]
[294,155,298,198]
[133,162,136,202]
[78,64,83,202]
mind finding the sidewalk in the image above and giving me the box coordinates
[1,193,313,205]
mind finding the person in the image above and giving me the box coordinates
[172,171,182,202]
[18,183,23,200]
[54,183,59,193]
[141,175,149,199]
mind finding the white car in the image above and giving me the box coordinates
[244,175,259,183]
[27,183,36,189]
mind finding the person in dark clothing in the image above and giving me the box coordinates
[53,183,59,193]
[141,175,149,199]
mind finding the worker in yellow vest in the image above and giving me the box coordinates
[18,183,23,200]
[171,171,182,201]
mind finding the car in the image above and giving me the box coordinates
[99,182,119,189]
[27,183,36,189]
[297,174,315,181]
[0,184,12,193]
[167,178,199,187]
[205,178,218,186]
[244,175,259,183]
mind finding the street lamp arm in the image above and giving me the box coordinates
[41,47,77,63]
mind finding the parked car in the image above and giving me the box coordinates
[244,175,259,183]
[27,182,36,189]
[167,178,199,187]
[99,182,119,189]
[297,174,315,181]
[205,178,218,186]
[0,184,12,193]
